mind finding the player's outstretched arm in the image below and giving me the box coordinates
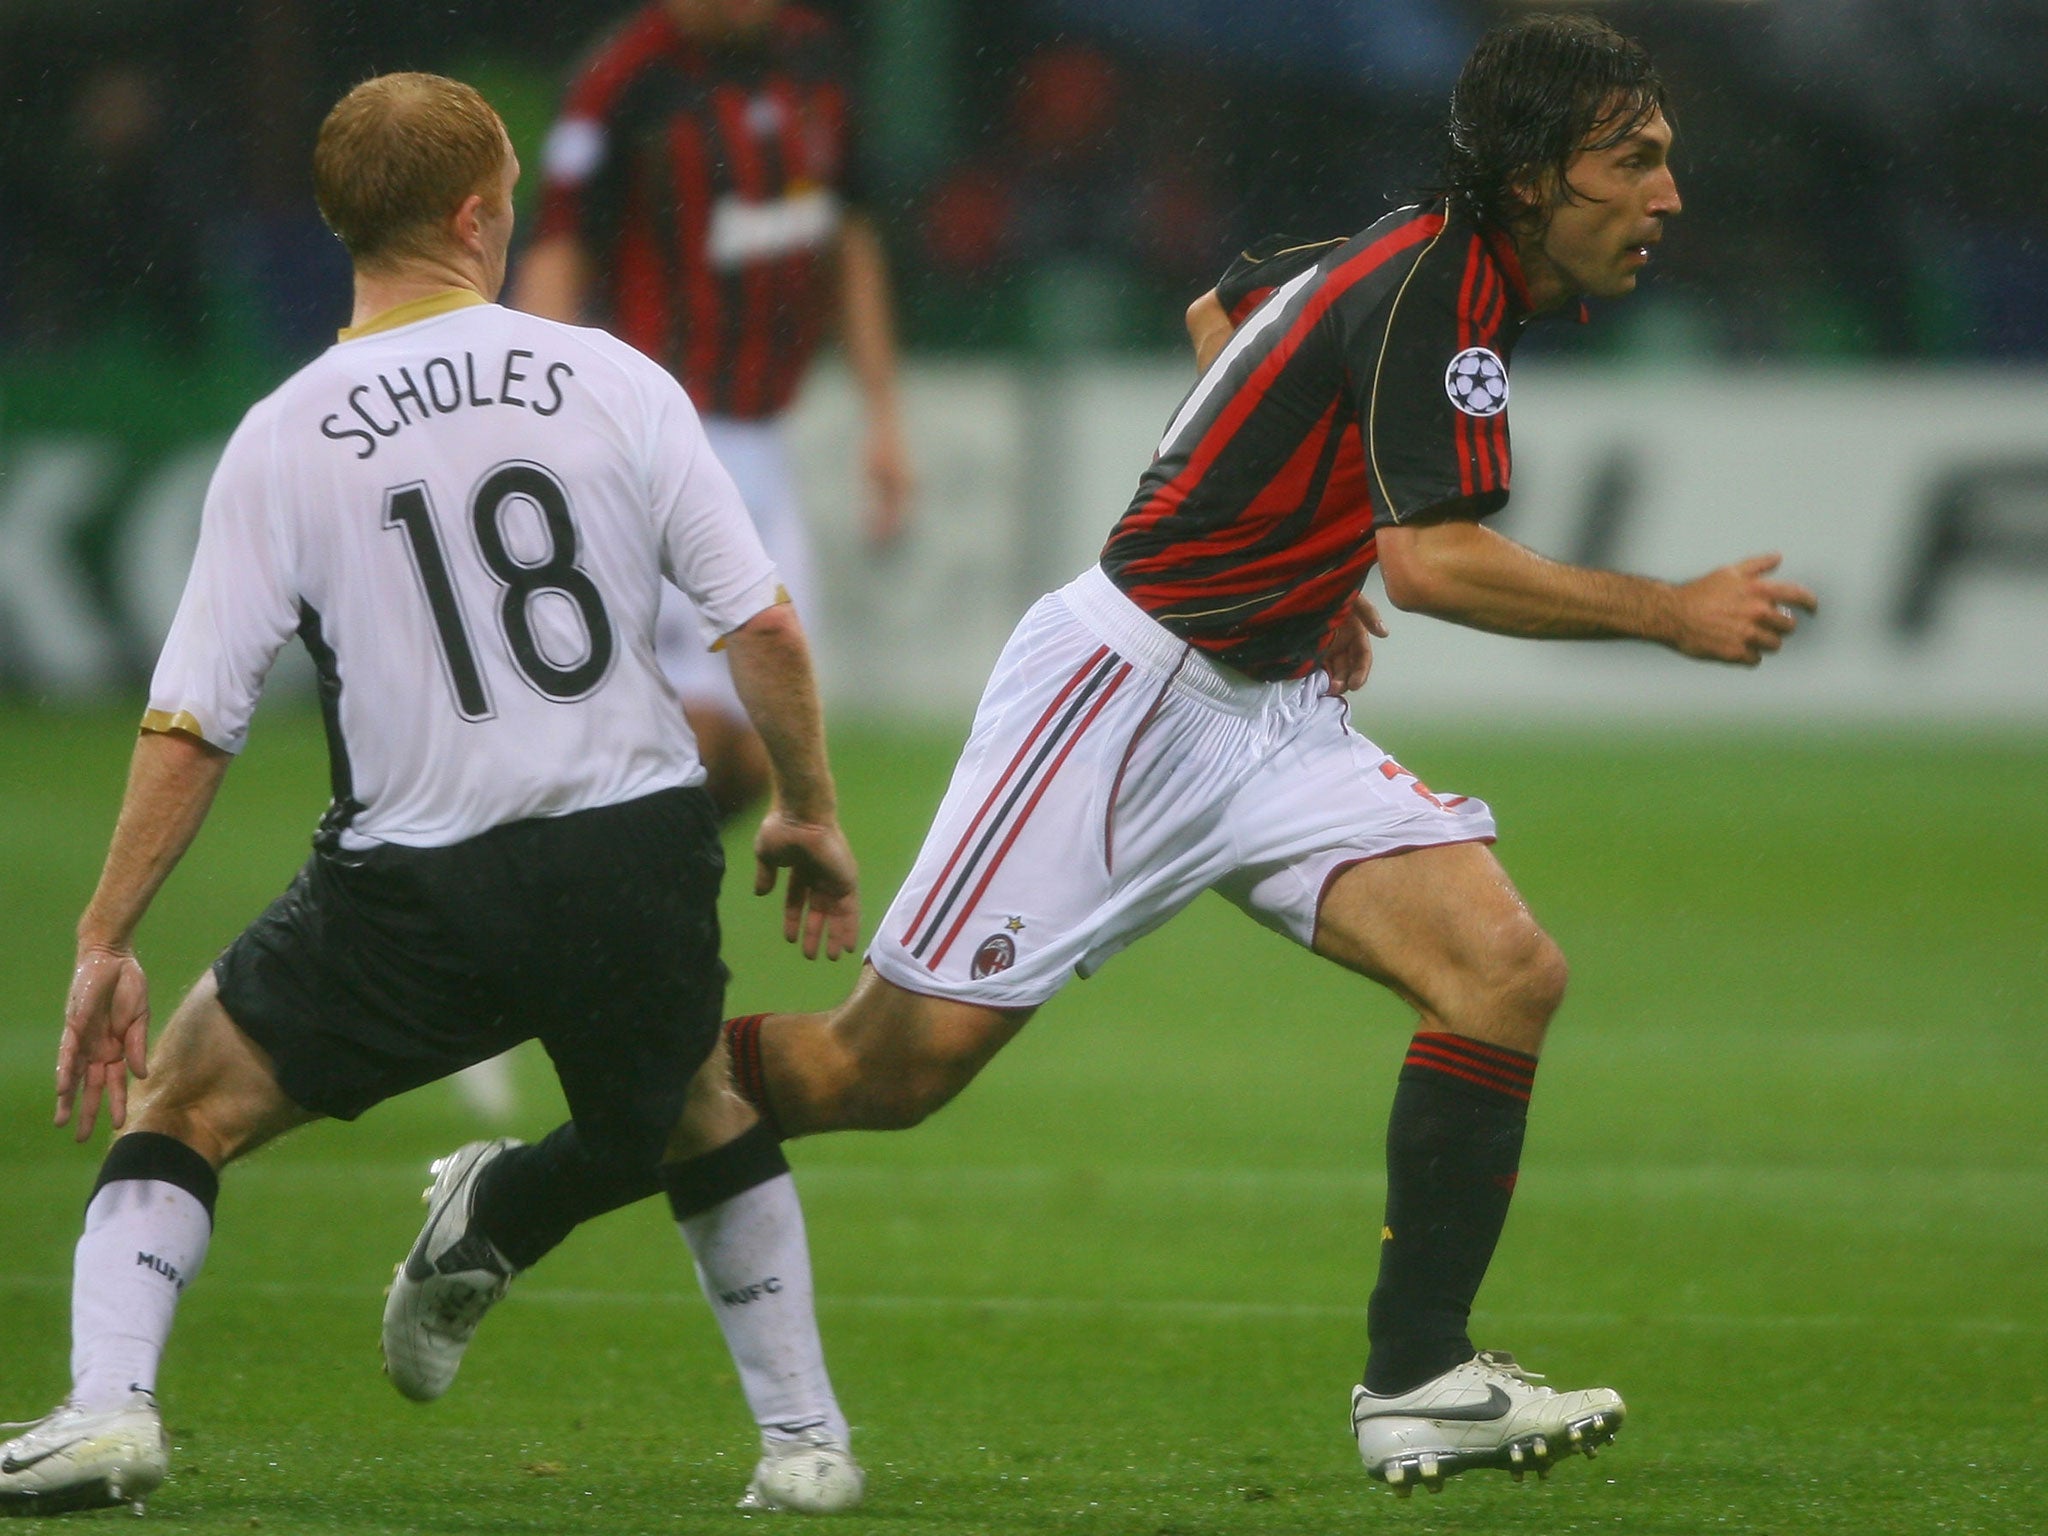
[1377,520,1817,665]
[723,603,860,959]
[59,727,231,1141]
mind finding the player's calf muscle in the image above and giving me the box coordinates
[762,986,1025,1135]
[764,1013,951,1133]
[756,1012,868,1134]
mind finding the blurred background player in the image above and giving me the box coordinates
[517,0,911,817]
[714,13,1816,1498]
[455,0,911,1126]
[0,73,863,1517]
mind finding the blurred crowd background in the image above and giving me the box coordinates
[5,0,2046,384]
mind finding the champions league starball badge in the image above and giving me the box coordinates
[1444,347,1508,417]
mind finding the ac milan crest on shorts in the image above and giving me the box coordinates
[867,565,1496,1008]
[969,930,1017,979]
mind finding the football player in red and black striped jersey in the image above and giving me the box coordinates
[516,0,910,815]
[714,14,1818,1495]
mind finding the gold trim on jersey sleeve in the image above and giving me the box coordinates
[1367,224,1447,527]
[338,288,488,342]
[1244,237,1347,265]
[708,587,794,652]
[139,708,207,739]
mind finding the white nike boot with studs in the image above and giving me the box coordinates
[0,1391,168,1514]
[1351,1350,1624,1495]
[382,1138,522,1402]
[737,1428,866,1514]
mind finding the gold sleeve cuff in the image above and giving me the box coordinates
[709,585,793,652]
[140,708,207,739]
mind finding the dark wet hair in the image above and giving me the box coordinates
[1441,14,1667,231]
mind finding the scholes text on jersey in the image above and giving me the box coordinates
[320,350,577,460]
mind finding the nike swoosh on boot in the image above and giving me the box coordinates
[1352,1385,1513,1425]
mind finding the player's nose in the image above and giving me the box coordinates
[1649,166,1682,218]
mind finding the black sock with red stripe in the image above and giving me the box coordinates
[723,1014,785,1140]
[1363,1030,1537,1395]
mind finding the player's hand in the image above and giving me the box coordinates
[1321,592,1389,695]
[754,810,861,960]
[56,943,151,1143]
[1672,554,1818,666]
[864,420,915,549]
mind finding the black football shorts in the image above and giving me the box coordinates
[214,785,727,1157]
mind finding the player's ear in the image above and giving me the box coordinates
[1505,167,1553,222]
[1500,165,1568,249]
[451,191,487,256]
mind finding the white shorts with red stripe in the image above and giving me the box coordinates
[868,564,1498,1009]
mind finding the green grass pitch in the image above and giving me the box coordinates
[1,703,2042,1534]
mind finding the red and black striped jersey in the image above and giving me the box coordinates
[535,3,860,420]
[1100,203,1533,681]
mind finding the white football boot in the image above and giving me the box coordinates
[1351,1350,1624,1495]
[381,1139,521,1402]
[736,1428,866,1514]
[0,1392,168,1514]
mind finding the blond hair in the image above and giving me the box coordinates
[314,73,507,270]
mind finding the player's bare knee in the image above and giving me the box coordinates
[125,1093,239,1170]
[131,1046,303,1169]
[1490,923,1568,1032]
[1438,916,1565,1048]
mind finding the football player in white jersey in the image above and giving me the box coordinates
[1,74,863,1518]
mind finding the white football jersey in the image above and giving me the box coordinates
[146,291,780,850]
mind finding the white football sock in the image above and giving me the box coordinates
[677,1173,848,1444]
[70,1179,211,1411]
